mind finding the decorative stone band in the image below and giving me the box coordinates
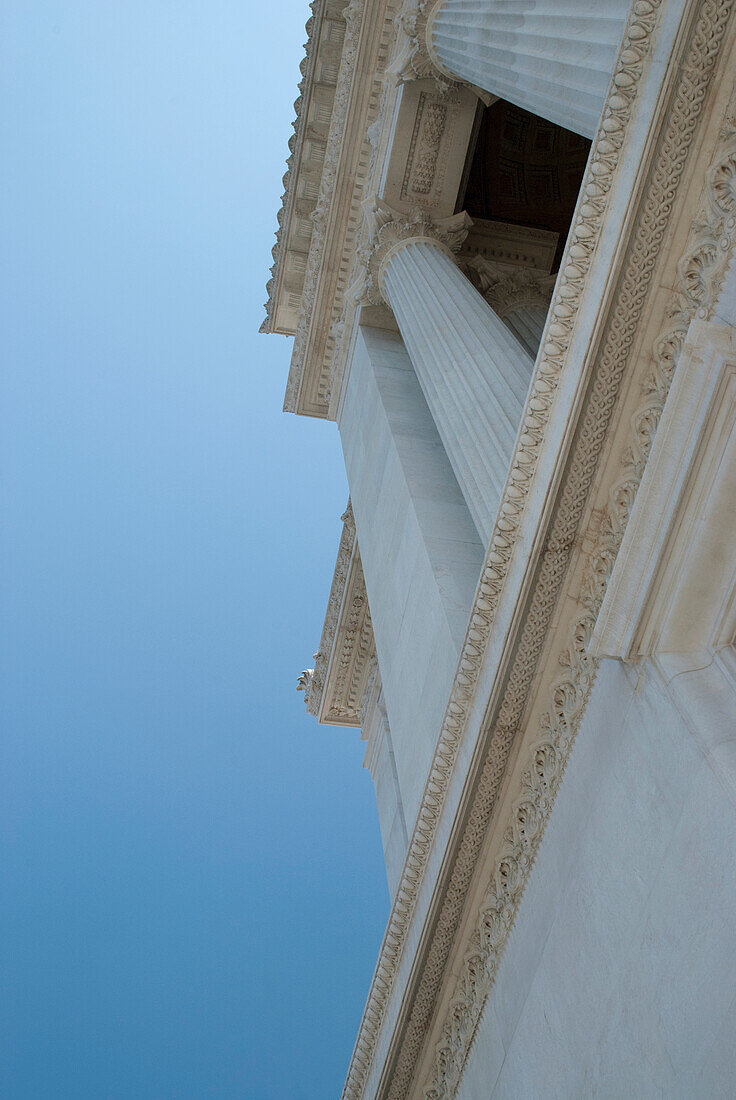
[417,19,736,1100]
[421,95,736,1100]
[359,200,472,306]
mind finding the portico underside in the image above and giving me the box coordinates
[265,0,736,1096]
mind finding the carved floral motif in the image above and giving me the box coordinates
[261,0,345,336]
[356,199,471,305]
[390,0,485,100]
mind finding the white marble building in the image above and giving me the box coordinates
[263,0,736,1095]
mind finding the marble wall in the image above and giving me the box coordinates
[458,656,736,1099]
[340,325,484,834]
[362,691,408,901]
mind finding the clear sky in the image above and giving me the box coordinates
[1,3,388,1096]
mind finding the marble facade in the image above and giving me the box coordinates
[266,0,736,1095]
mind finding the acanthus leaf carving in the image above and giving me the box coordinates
[389,0,494,104]
[358,198,472,305]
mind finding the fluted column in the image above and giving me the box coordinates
[425,0,631,139]
[365,204,534,539]
[480,267,556,359]
[501,303,549,357]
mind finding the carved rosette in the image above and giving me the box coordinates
[358,199,472,306]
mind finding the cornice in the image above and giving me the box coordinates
[297,501,377,725]
[340,2,736,1096]
[322,552,375,726]
[282,0,402,418]
[261,0,347,337]
[267,0,496,421]
[299,500,354,716]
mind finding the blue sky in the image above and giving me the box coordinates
[0,3,388,1096]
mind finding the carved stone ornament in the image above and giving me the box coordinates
[304,501,355,717]
[390,0,493,104]
[463,256,556,316]
[357,198,472,305]
[339,3,736,1098]
[296,668,314,703]
[418,26,736,1100]
[391,0,451,90]
[261,0,348,337]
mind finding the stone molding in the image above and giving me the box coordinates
[299,500,354,717]
[591,318,736,660]
[282,0,401,417]
[298,501,377,726]
[261,0,347,337]
[359,200,472,305]
[460,221,559,274]
[270,0,479,419]
[338,3,735,1097]
[324,558,375,725]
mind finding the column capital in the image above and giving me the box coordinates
[464,257,556,318]
[390,0,494,104]
[358,199,472,305]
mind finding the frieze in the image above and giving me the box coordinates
[261,0,347,337]
[283,0,402,417]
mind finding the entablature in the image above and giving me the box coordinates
[297,502,377,726]
[261,0,347,338]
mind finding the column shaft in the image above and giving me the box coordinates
[429,0,630,138]
[381,240,534,539]
[502,302,549,359]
